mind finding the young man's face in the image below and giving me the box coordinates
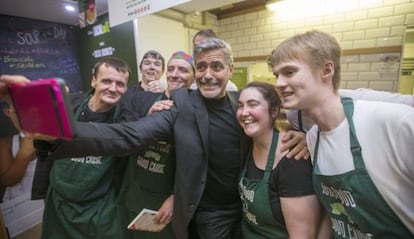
[140,56,163,84]
[274,60,321,110]
[166,58,194,91]
[195,49,233,99]
[91,64,129,107]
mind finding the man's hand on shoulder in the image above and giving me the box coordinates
[147,100,174,114]
[280,130,310,160]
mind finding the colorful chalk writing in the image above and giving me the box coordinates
[0,15,82,92]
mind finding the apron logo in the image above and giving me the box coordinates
[136,155,166,174]
[331,217,374,239]
[71,156,102,164]
[148,143,170,153]
[240,184,255,202]
[243,207,258,225]
[144,150,161,161]
[330,202,353,223]
[321,182,356,207]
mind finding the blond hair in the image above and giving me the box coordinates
[268,30,342,91]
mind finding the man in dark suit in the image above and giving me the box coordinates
[49,38,244,239]
[0,38,306,239]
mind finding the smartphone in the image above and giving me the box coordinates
[8,78,76,139]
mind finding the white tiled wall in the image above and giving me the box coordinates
[216,0,414,92]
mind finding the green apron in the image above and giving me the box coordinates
[312,97,414,238]
[118,140,175,239]
[42,97,121,239]
[239,130,289,238]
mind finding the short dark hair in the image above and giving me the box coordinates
[241,81,291,131]
[242,81,282,116]
[139,50,165,71]
[93,56,131,79]
[193,29,217,43]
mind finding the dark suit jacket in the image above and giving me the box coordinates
[49,88,251,239]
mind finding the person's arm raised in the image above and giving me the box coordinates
[0,135,36,186]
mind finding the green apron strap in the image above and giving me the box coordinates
[263,130,279,179]
[314,97,365,170]
[298,110,304,132]
[340,97,365,170]
[313,130,321,171]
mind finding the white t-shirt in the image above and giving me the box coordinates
[287,88,414,132]
[307,100,414,233]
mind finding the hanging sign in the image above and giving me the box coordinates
[108,0,191,27]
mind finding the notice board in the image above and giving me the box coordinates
[77,13,138,90]
[232,67,248,90]
[0,14,82,92]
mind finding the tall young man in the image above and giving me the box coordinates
[271,30,414,238]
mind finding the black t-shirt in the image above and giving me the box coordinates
[246,153,314,223]
[77,103,117,123]
[120,87,162,122]
[200,96,242,207]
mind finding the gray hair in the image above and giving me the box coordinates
[193,38,233,66]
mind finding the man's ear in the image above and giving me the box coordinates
[228,63,234,77]
[91,76,97,88]
[321,61,335,81]
[271,105,280,119]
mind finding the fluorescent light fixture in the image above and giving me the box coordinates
[266,0,284,11]
[65,5,75,12]
[266,0,382,20]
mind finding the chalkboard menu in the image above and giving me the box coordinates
[77,13,138,90]
[0,15,82,92]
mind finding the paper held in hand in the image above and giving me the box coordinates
[127,208,168,232]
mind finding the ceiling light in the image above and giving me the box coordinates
[266,0,284,11]
[266,0,382,20]
[65,5,75,12]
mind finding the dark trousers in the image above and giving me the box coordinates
[189,205,242,239]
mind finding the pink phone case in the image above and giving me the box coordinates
[8,78,76,139]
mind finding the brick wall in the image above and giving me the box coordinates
[217,0,414,92]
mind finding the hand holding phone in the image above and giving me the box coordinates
[0,74,30,100]
[8,78,76,139]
